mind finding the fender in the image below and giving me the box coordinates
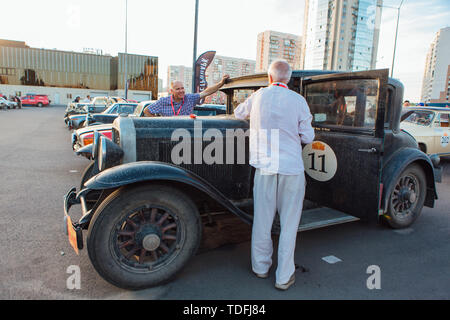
[84,161,253,224]
[381,147,438,212]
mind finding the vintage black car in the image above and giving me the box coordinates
[64,69,441,290]
[71,102,226,153]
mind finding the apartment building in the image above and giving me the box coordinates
[421,27,450,103]
[301,0,382,71]
[167,65,193,93]
[204,55,256,104]
[256,30,302,72]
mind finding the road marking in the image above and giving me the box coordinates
[322,255,342,264]
[69,170,78,173]
[394,228,414,235]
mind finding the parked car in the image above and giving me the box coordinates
[64,103,92,120]
[64,69,441,290]
[66,103,138,130]
[400,107,450,157]
[21,94,50,107]
[70,102,224,152]
[64,96,126,121]
[0,97,17,109]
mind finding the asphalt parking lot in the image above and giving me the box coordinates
[0,105,449,300]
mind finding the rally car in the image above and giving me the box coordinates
[63,69,441,290]
[400,107,450,157]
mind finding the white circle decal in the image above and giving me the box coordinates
[441,132,449,148]
[302,141,338,182]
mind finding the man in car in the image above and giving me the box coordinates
[143,74,229,117]
[234,59,315,290]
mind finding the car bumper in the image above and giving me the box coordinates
[63,187,85,254]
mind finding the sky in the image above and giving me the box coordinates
[1,0,450,101]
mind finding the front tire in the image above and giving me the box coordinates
[86,184,201,290]
[385,164,426,229]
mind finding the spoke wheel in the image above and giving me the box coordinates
[386,164,426,229]
[86,184,201,290]
[112,205,183,272]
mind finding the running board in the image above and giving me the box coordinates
[298,207,360,231]
[272,207,359,234]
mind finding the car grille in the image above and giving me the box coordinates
[113,128,120,145]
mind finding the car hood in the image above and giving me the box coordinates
[76,123,113,136]
[400,122,429,135]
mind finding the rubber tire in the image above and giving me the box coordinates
[37,102,43,107]
[385,164,426,229]
[86,184,202,290]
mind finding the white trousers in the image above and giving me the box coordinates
[251,169,306,284]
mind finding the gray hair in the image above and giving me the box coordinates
[268,59,292,82]
[170,80,184,90]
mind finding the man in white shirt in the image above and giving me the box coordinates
[234,60,315,290]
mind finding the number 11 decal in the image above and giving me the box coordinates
[303,141,337,182]
[308,153,328,173]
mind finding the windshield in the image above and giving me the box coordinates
[134,102,147,116]
[230,89,257,111]
[305,79,379,130]
[404,110,435,126]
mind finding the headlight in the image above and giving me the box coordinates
[97,135,124,171]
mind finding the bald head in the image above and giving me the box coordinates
[170,80,184,90]
[268,59,292,83]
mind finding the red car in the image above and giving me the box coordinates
[21,94,50,107]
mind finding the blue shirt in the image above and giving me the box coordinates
[146,93,201,116]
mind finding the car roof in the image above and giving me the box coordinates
[405,106,450,112]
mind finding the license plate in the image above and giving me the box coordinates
[66,215,79,255]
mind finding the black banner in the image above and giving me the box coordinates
[194,50,216,103]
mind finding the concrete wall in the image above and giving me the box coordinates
[0,84,153,105]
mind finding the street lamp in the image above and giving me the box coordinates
[124,0,128,99]
[192,0,199,93]
[379,0,405,78]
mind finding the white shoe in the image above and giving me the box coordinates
[254,271,269,279]
[275,274,295,290]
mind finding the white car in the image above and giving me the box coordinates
[0,97,18,109]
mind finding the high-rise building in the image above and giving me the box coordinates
[421,27,450,103]
[204,55,256,104]
[301,0,382,71]
[167,65,193,93]
[256,31,302,72]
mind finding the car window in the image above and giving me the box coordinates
[304,79,379,129]
[134,103,146,116]
[108,105,118,113]
[231,89,256,111]
[118,105,136,114]
[404,110,435,126]
[437,113,449,127]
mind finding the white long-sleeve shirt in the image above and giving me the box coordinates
[234,83,315,175]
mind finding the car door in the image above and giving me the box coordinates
[435,112,450,155]
[300,69,389,220]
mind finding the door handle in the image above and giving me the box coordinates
[358,147,377,153]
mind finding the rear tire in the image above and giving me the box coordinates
[86,184,201,290]
[37,102,43,107]
[385,164,426,229]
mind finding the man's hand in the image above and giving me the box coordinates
[220,74,230,86]
[143,108,157,117]
[199,74,230,99]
